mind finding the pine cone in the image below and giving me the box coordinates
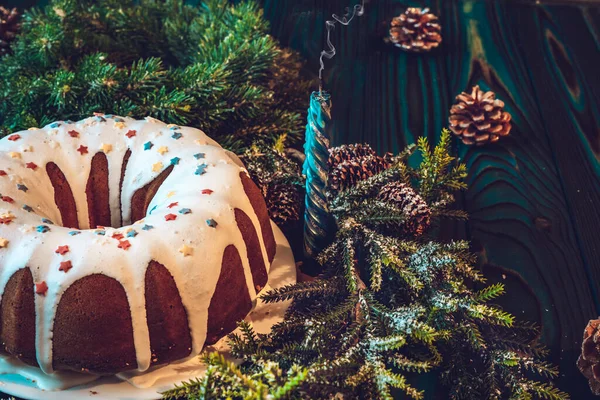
[377,182,431,236]
[449,85,512,146]
[578,318,600,395]
[328,154,390,196]
[0,7,21,56]
[265,183,302,225]
[328,144,376,168]
[389,8,442,53]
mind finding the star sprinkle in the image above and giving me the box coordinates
[126,229,138,238]
[95,115,106,122]
[118,240,131,250]
[55,245,70,255]
[149,204,158,214]
[167,124,180,130]
[17,184,28,192]
[114,117,124,122]
[126,130,137,138]
[167,191,176,198]
[2,196,14,203]
[68,130,79,138]
[0,237,8,248]
[37,225,50,233]
[142,224,154,231]
[114,121,125,129]
[157,146,168,155]
[152,162,163,172]
[22,205,34,212]
[112,232,124,240]
[8,134,21,141]
[26,162,38,170]
[35,281,48,295]
[100,143,113,154]
[0,213,15,224]
[42,218,54,225]
[194,153,205,160]
[179,208,191,215]
[49,122,61,128]
[195,164,208,175]
[179,245,193,257]
[144,141,154,150]
[95,230,106,236]
[0,170,6,176]
[201,189,213,195]
[168,202,179,209]
[170,157,180,166]
[165,213,177,221]
[68,230,80,236]
[9,152,21,159]
[77,145,88,155]
[59,261,73,273]
[171,132,183,140]
[206,219,218,228]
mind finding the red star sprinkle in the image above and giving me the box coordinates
[35,281,48,295]
[97,225,106,229]
[55,245,69,255]
[59,260,73,273]
[93,112,104,116]
[77,145,88,155]
[0,218,13,225]
[1,196,14,204]
[8,134,21,141]
[0,170,6,176]
[112,233,124,240]
[26,162,38,170]
[167,202,179,209]
[126,130,137,138]
[118,240,131,250]
[165,213,177,221]
[201,189,213,195]
[68,130,79,138]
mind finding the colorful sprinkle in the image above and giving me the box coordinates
[114,117,125,122]
[59,261,73,273]
[2,196,14,203]
[167,191,176,198]
[112,233,124,240]
[126,229,138,238]
[149,204,158,214]
[96,116,106,122]
[195,164,208,175]
[126,130,137,138]
[93,112,104,116]
[100,143,113,154]
[35,281,48,295]
[23,205,34,212]
[68,130,79,138]
[42,218,54,225]
[206,219,218,228]
[77,145,89,155]
[9,152,20,159]
[144,141,154,150]
[179,244,193,257]
[168,124,180,130]
[194,153,205,160]
[49,122,61,128]
[36,225,50,233]
[152,162,164,172]
[8,134,21,141]
[0,216,13,225]
[55,245,70,255]
[142,224,154,231]
[170,157,180,166]
[0,170,6,176]
[168,202,179,209]
[0,237,8,248]
[171,132,183,140]
[26,162,38,170]
[179,208,191,215]
[202,189,213,195]
[68,230,80,236]
[165,213,177,221]
[17,184,28,192]
[95,230,106,236]
[157,146,168,155]
[118,240,131,250]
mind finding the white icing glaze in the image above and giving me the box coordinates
[0,116,271,376]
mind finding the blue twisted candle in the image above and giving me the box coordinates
[303,91,334,258]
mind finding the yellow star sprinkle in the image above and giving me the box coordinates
[100,143,113,154]
[114,121,125,129]
[152,162,163,172]
[167,191,176,198]
[179,245,193,257]
[157,146,168,155]
[194,139,206,146]
[28,127,38,131]
[0,237,8,248]
[9,152,20,159]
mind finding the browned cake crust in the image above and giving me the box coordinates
[235,208,268,292]
[85,153,111,229]
[46,162,79,229]
[145,260,192,365]
[0,268,36,367]
[119,150,132,227]
[205,245,252,346]
[239,172,276,263]
[130,165,174,223]
[52,274,137,374]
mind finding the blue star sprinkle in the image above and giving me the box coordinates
[41,218,54,225]
[127,230,138,238]
[95,230,106,236]
[36,225,50,233]
[170,157,181,166]
[195,163,208,176]
[179,208,191,215]
[169,126,181,130]
[104,114,114,119]
[194,153,205,160]
[142,224,154,231]
[206,219,218,228]
[114,117,125,122]
[171,132,183,140]
[95,116,106,122]
[22,205,33,212]
[68,231,81,236]
[49,122,61,128]
[17,184,28,192]
[149,205,158,215]
[144,141,154,151]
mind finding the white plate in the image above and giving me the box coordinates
[0,222,296,400]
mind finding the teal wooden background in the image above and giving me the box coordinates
[260,0,600,398]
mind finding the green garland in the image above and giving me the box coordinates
[0,0,311,152]
[163,130,568,400]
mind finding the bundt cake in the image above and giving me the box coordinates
[0,115,276,376]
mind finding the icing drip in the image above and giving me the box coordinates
[0,116,272,376]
